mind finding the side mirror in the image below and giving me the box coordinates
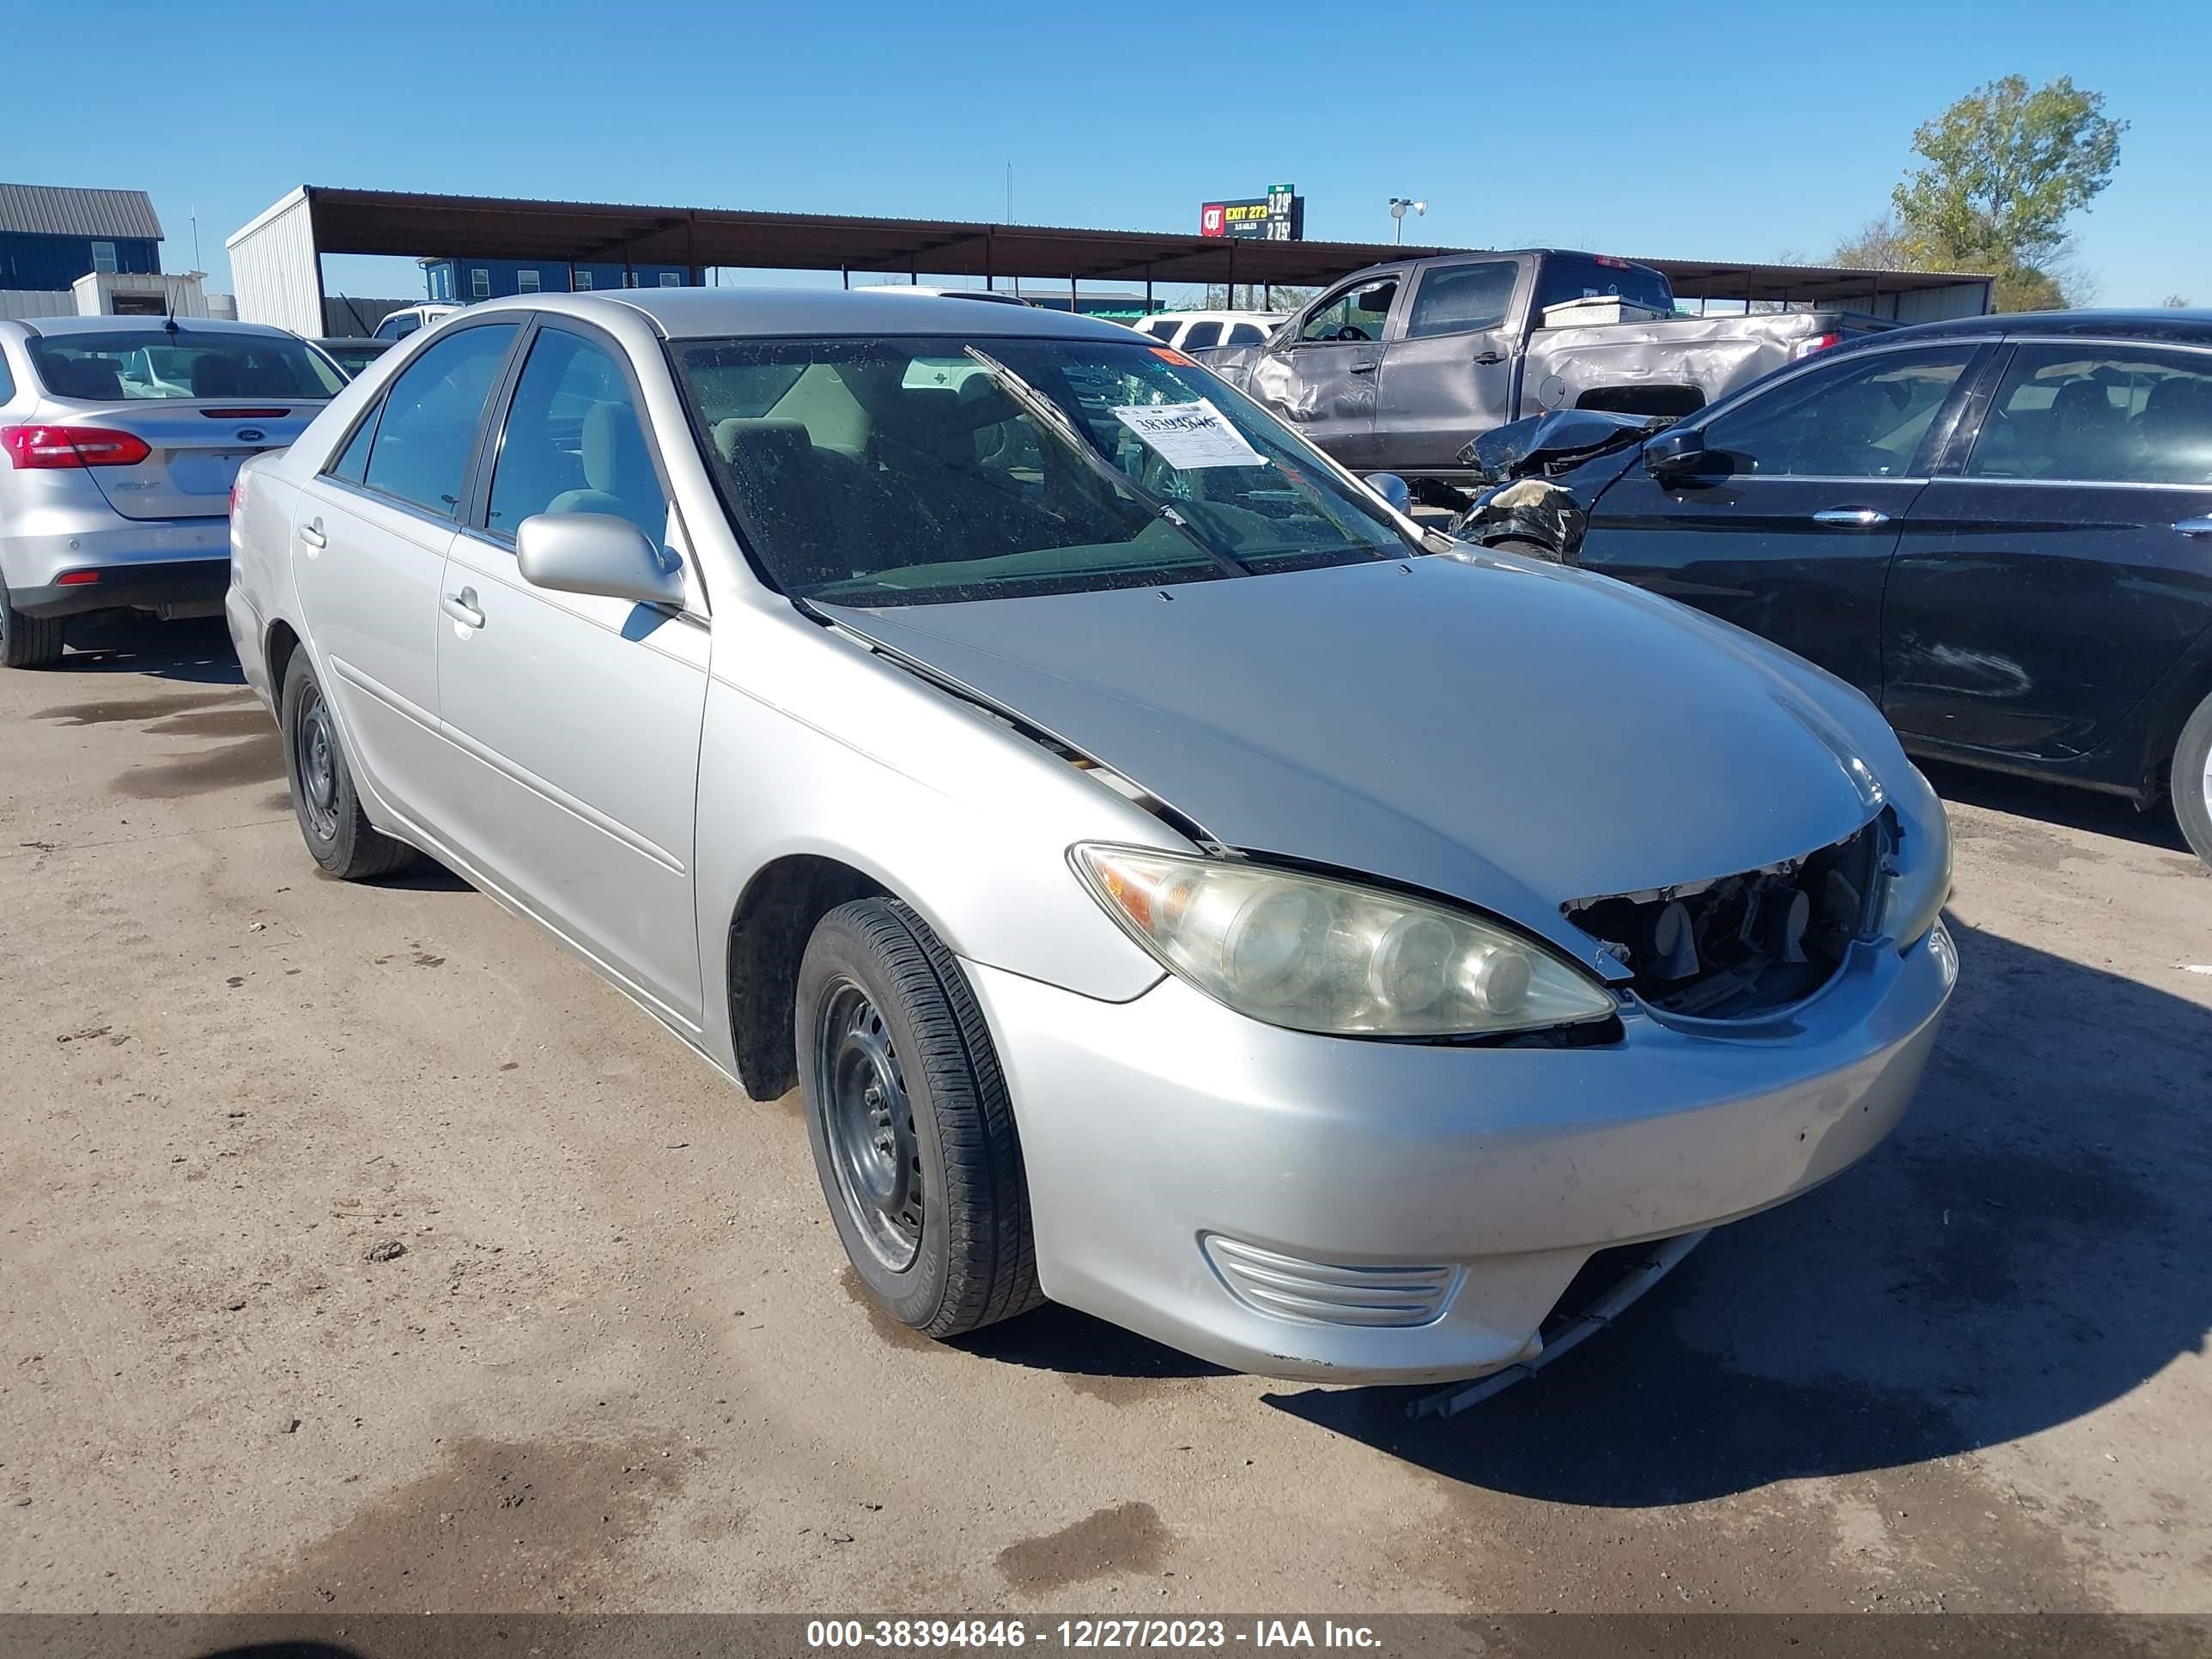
[515,513,685,609]
[1364,472,1413,514]
[1643,425,1709,482]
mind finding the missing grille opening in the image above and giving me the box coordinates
[1563,817,1885,1019]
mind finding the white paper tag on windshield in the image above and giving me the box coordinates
[1109,398,1267,470]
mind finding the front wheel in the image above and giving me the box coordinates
[280,655,416,879]
[797,898,1042,1339]
[2172,689,2212,869]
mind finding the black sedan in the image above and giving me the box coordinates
[1455,309,2212,866]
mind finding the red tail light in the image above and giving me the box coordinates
[1,424,153,469]
[56,570,100,586]
[1791,332,1844,360]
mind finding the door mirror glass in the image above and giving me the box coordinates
[1644,426,1708,480]
[515,512,685,608]
[1364,472,1413,514]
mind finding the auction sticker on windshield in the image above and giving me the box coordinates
[1110,398,1267,470]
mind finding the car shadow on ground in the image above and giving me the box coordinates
[1266,918,2212,1506]
[1923,759,2191,856]
[54,615,246,685]
[955,1300,1231,1382]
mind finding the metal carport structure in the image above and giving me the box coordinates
[228,185,1992,337]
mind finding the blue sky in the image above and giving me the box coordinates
[6,0,2203,307]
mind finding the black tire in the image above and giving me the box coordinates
[797,897,1042,1339]
[1487,536,1564,564]
[0,577,65,669]
[279,654,416,879]
[2173,689,2212,869]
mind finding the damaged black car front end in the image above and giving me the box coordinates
[1448,408,1668,562]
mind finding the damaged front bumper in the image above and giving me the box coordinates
[963,921,1954,1387]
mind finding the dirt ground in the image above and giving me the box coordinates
[3,618,2208,1618]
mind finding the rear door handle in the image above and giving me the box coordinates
[2174,517,2212,537]
[1347,362,1378,374]
[1812,507,1892,526]
[441,587,484,629]
[1471,351,1505,367]
[298,519,326,550]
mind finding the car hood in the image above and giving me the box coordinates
[819,553,1902,974]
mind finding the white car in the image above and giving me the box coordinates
[1133,311,1287,356]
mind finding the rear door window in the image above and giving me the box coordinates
[1180,321,1223,351]
[1225,323,1267,347]
[1964,343,2212,484]
[1404,261,1518,338]
[328,405,379,483]
[358,323,520,517]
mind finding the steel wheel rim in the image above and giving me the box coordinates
[815,977,923,1273]
[294,685,340,842]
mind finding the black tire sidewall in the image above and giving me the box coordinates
[2174,693,2212,868]
[795,905,960,1329]
[279,656,360,875]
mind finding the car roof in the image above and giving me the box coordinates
[1855,308,2212,348]
[468,286,1140,343]
[3,313,302,343]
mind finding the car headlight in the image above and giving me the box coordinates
[1072,844,1617,1037]
[1880,768,1952,948]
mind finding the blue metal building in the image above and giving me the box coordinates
[421,256,701,302]
[0,183,163,290]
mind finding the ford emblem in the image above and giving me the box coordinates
[236,427,265,443]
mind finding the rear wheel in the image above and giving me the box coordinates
[797,898,1042,1339]
[0,579,65,669]
[280,655,415,878]
[2172,689,2212,869]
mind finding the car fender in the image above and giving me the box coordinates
[691,602,1175,1077]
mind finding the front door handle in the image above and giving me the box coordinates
[441,587,484,629]
[2174,516,2212,537]
[298,519,326,550]
[1347,362,1378,374]
[1812,507,1892,527]
[1472,351,1505,367]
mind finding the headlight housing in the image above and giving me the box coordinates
[1880,769,1952,948]
[1073,844,1616,1037]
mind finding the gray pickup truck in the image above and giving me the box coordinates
[1208,249,1892,497]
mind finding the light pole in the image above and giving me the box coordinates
[1389,198,1427,244]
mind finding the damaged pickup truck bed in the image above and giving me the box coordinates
[1207,249,1887,497]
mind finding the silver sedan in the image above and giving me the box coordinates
[227,290,1954,1386]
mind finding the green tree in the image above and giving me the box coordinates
[1890,75,2124,311]
[1832,216,1910,270]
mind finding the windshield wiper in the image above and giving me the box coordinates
[962,347,1251,577]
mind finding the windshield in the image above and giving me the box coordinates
[29,330,345,402]
[673,335,1414,606]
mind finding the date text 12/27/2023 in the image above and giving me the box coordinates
[805,1620,1382,1650]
